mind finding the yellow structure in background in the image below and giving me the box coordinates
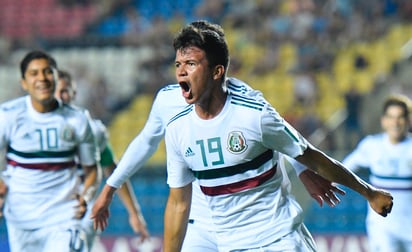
[109,93,166,165]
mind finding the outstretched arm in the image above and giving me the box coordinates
[103,164,150,242]
[91,101,165,231]
[285,156,345,207]
[295,144,393,217]
[92,134,161,231]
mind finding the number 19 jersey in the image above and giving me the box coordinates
[166,92,308,251]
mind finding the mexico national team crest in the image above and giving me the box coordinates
[227,131,247,154]
[61,124,75,142]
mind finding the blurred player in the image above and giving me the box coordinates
[343,94,412,252]
[55,70,150,249]
[0,50,99,252]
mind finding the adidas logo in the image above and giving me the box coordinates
[23,133,31,139]
[185,147,195,157]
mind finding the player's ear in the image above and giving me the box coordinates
[20,79,28,91]
[213,65,225,80]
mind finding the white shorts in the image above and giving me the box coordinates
[181,219,218,252]
[234,224,317,252]
[6,222,88,252]
[367,218,412,252]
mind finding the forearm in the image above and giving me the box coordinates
[117,180,144,220]
[100,183,117,200]
[296,145,373,199]
[103,163,144,220]
[82,165,101,203]
[163,187,191,252]
[163,202,190,252]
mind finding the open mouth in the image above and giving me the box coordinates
[179,81,192,99]
[36,84,53,94]
[179,81,190,92]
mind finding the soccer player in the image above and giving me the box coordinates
[55,70,150,249]
[161,21,393,251]
[342,94,412,252]
[91,21,347,251]
[0,50,99,252]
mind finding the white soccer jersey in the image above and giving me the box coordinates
[0,96,96,230]
[165,92,308,251]
[86,111,109,158]
[343,133,412,239]
[106,77,260,230]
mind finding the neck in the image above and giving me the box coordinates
[195,89,227,120]
[31,98,59,113]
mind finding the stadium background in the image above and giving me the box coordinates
[0,0,412,251]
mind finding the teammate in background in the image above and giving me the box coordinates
[161,21,393,251]
[0,50,99,252]
[342,94,412,252]
[55,70,150,249]
[91,21,348,251]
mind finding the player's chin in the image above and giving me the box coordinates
[184,93,195,104]
[184,97,196,104]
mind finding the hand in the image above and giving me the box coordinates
[299,169,346,207]
[90,186,115,231]
[0,180,7,218]
[74,194,88,219]
[129,213,150,243]
[368,188,393,217]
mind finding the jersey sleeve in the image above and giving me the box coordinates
[100,144,116,168]
[260,104,308,158]
[106,91,166,188]
[92,119,109,154]
[89,119,116,167]
[165,125,194,188]
[77,113,98,166]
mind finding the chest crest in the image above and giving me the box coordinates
[227,131,247,154]
[61,124,75,142]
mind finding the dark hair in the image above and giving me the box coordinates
[173,20,230,76]
[382,94,411,119]
[190,20,225,38]
[20,50,57,78]
[58,70,72,84]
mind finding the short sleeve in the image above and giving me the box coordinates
[77,113,98,166]
[261,105,308,158]
[165,125,195,188]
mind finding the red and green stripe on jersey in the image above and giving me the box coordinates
[6,146,77,171]
[193,149,277,196]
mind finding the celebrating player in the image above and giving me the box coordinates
[0,50,99,252]
[161,20,393,251]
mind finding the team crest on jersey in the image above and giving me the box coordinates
[61,125,75,141]
[227,131,247,154]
